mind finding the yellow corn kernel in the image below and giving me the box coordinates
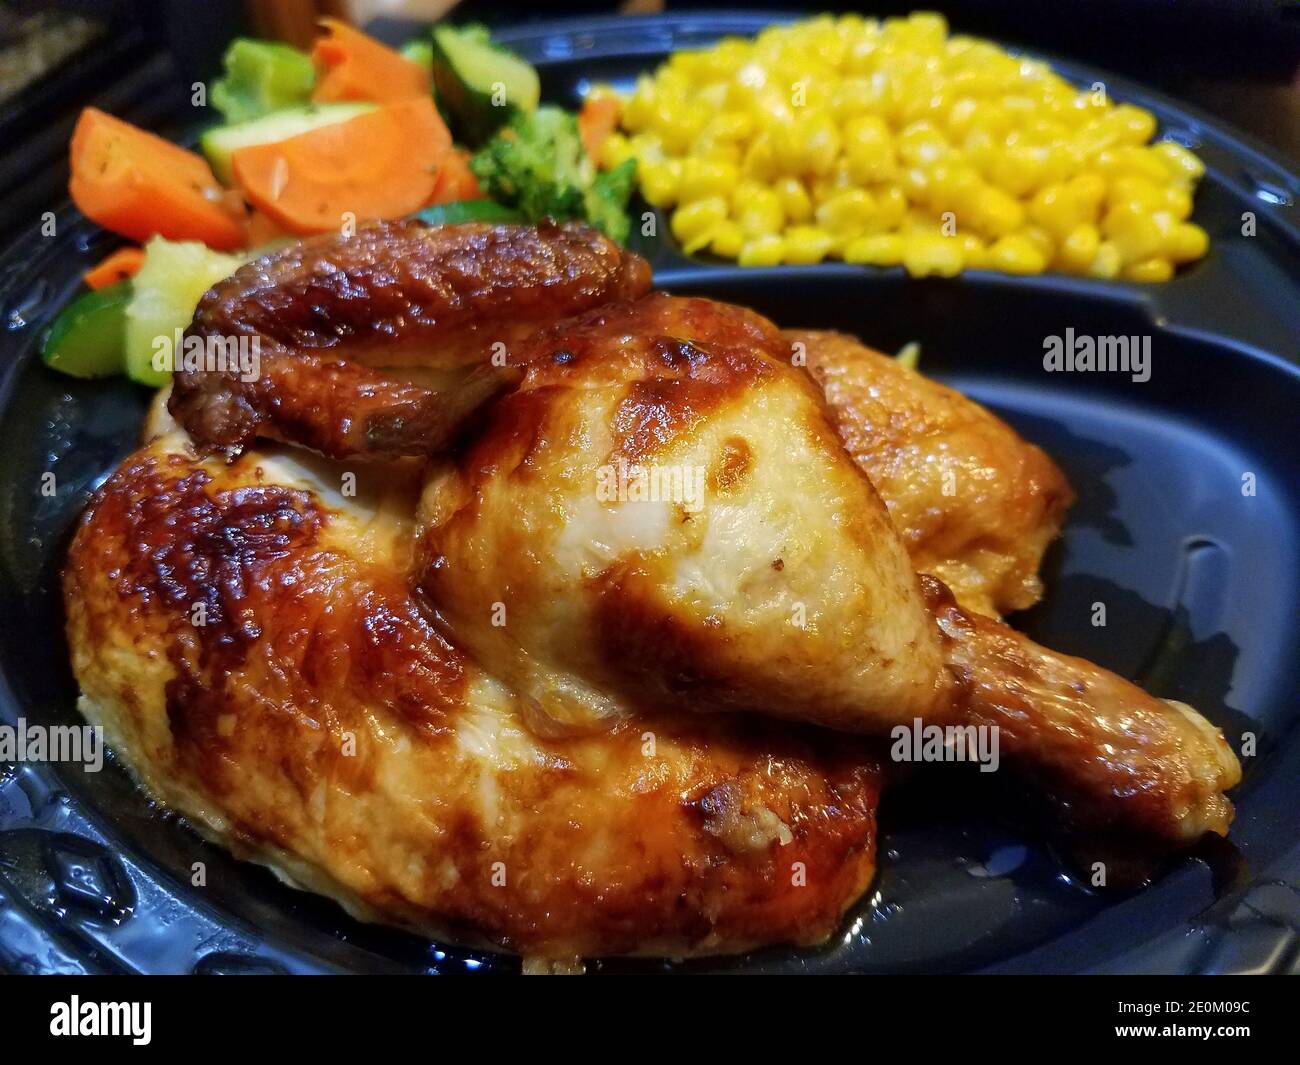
[742,132,778,181]
[600,132,633,171]
[1123,257,1174,283]
[671,197,728,244]
[815,188,877,236]
[1020,224,1056,262]
[628,131,665,165]
[902,232,963,278]
[832,76,881,120]
[1058,223,1101,272]
[620,77,656,131]
[1103,203,1175,263]
[927,163,982,214]
[943,96,981,139]
[802,113,844,176]
[1029,182,1087,238]
[986,142,1053,198]
[875,185,908,229]
[1152,141,1206,185]
[957,233,989,269]
[774,177,813,223]
[702,111,755,143]
[732,184,785,237]
[664,101,712,154]
[640,159,682,208]
[1108,104,1157,145]
[844,233,906,266]
[899,166,931,201]
[1163,186,1193,220]
[987,234,1047,274]
[1166,222,1209,264]
[678,158,740,202]
[737,234,786,267]
[971,186,1025,238]
[1094,146,1172,186]
[1087,240,1122,279]
[843,114,896,183]
[896,120,951,168]
[709,220,746,259]
[1068,171,1107,212]
[1108,176,1169,213]
[782,225,835,264]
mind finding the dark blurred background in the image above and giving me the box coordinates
[1,0,1297,246]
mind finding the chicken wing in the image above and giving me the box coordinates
[169,219,651,460]
[421,294,1239,841]
[791,329,1073,618]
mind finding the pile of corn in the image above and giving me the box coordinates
[600,12,1209,280]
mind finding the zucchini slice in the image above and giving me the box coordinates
[429,25,539,146]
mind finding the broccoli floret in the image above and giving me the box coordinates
[470,106,634,242]
[585,159,637,244]
[210,39,315,124]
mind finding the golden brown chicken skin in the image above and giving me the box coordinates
[169,220,651,461]
[63,425,880,960]
[422,294,1239,842]
[791,329,1073,618]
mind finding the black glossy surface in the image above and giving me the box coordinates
[0,14,1297,975]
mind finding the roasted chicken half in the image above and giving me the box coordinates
[64,221,1241,960]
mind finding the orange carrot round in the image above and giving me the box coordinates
[430,149,484,204]
[69,108,247,250]
[578,96,620,164]
[231,96,451,235]
[312,17,431,105]
[83,246,145,289]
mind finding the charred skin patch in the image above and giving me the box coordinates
[170,219,650,460]
[68,450,468,813]
[708,436,754,496]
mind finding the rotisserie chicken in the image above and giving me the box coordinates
[64,220,1241,961]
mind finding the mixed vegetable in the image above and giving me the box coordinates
[46,19,634,381]
[45,12,1215,383]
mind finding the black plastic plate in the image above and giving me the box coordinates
[0,14,1297,975]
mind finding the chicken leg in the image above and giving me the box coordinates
[419,294,1240,841]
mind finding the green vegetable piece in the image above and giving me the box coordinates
[125,237,248,388]
[414,200,524,226]
[210,39,315,124]
[430,24,540,146]
[42,281,132,379]
[200,102,376,184]
[400,39,433,70]
[470,107,634,242]
[585,159,637,245]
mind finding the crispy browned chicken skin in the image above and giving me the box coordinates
[169,219,651,460]
[64,222,1241,960]
[791,329,1073,618]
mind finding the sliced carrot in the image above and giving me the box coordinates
[311,17,431,105]
[83,246,145,289]
[430,149,484,204]
[69,108,247,251]
[231,96,451,235]
[247,210,291,248]
[578,96,620,164]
